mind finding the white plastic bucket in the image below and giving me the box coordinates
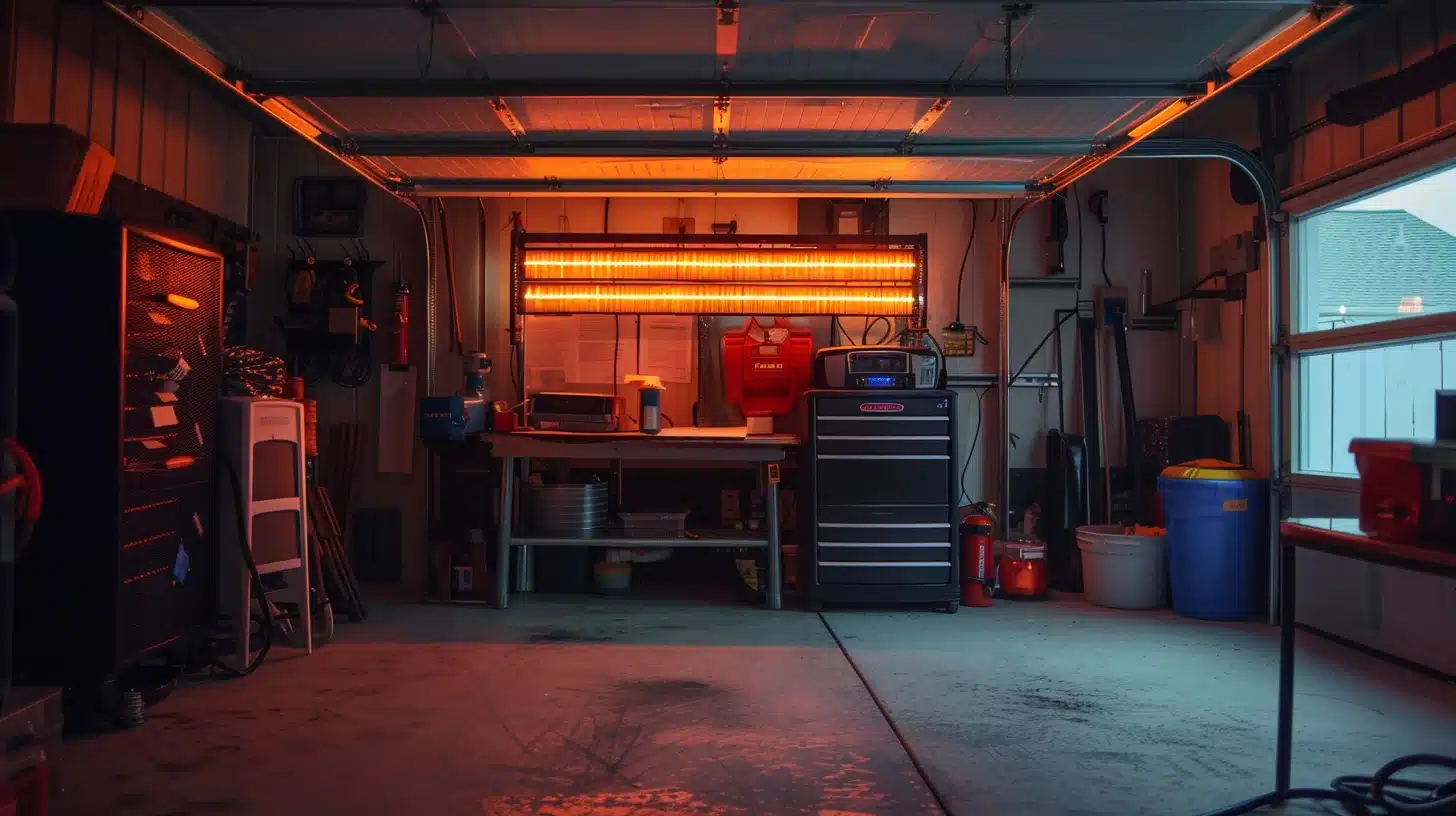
[1075,525,1167,610]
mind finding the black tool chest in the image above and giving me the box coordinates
[803,389,959,611]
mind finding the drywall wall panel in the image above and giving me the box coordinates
[5,0,254,225]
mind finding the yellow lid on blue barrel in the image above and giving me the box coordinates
[1160,459,1260,480]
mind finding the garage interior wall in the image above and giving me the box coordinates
[5,0,253,226]
[425,159,1179,573]
[1178,0,1456,673]
[250,138,431,593]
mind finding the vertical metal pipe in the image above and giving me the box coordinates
[414,201,439,598]
[1274,528,1296,791]
[999,199,1040,537]
[765,466,782,611]
[496,456,514,609]
[1265,213,1284,626]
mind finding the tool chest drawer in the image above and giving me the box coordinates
[818,562,954,585]
[815,456,952,506]
[813,435,950,457]
[814,414,950,439]
[818,542,953,563]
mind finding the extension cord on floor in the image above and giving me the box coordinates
[1198,754,1456,816]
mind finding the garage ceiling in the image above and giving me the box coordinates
[121,0,1364,197]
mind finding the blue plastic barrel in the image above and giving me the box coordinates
[1157,460,1268,621]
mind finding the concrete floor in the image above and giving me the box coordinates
[53,597,1456,816]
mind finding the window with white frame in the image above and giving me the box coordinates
[1293,163,1456,478]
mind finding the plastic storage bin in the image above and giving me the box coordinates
[620,511,689,539]
[1075,525,1167,609]
[1158,460,1267,621]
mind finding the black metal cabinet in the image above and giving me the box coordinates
[804,390,959,610]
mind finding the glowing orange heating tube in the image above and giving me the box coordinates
[521,283,916,316]
[519,247,921,315]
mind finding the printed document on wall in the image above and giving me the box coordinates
[572,315,636,385]
[639,316,695,383]
[523,316,572,391]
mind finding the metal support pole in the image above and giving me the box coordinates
[1275,532,1297,791]
[765,466,782,611]
[495,455,515,609]
[999,200,1041,537]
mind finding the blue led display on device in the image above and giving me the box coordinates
[866,375,896,387]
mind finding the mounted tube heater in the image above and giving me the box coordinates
[510,233,929,432]
[512,234,926,319]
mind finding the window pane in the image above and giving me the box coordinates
[1296,339,1456,476]
[1295,164,1456,333]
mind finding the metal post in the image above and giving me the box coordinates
[765,466,782,611]
[1275,531,1296,792]
[999,200,1041,537]
[495,455,514,609]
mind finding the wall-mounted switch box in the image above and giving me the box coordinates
[1094,286,1129,327]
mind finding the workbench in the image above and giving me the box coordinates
[490,430,799,610]
[1274,518,1456,793]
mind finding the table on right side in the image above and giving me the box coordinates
[1275,518,1456,792]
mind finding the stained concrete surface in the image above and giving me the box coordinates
[823,599,1456,816]
[53,600,938,816]
[51,598,1456,816]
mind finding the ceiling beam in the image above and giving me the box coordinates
[712,0,738,146]
[244,77,1203,100]
[1031,2,1360,195]
[342,137,1096,157]
[406,177,1034,197]
[901,97,952,151]
[139,1,1355,8]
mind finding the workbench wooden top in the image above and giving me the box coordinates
[1282,518,1456,576]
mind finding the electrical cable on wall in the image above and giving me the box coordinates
[1088,189,1112,286]
[957,387,990,507]
[954,201,979,324]
[1071,183,1084,291]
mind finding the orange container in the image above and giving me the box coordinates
[997,540,1048,598]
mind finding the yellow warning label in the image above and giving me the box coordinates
[1223,499,1249,512]
[767,463,781,484]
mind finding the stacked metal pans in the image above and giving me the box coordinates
[529,483,607,538]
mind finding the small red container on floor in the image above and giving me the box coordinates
[0,746,48,816]
[996,540,1049,599]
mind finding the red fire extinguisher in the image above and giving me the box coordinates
[390,281,411,368]
[961,505,996,607]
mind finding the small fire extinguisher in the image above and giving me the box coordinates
[961,505,996,608]
[390,281,411,368]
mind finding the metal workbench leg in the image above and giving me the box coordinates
[765,465,782,611]
[496,456,515,609]
[1275,534,1297,792]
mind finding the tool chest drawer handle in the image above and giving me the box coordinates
[817,454,949,460]
[819,522,951,528]
[819,542,952,548]
[815,416,947,422]
[819,561,953,568]
[816,435,950,441]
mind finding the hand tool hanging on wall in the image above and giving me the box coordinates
[435,199,464,355]
[277,238,384,388]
